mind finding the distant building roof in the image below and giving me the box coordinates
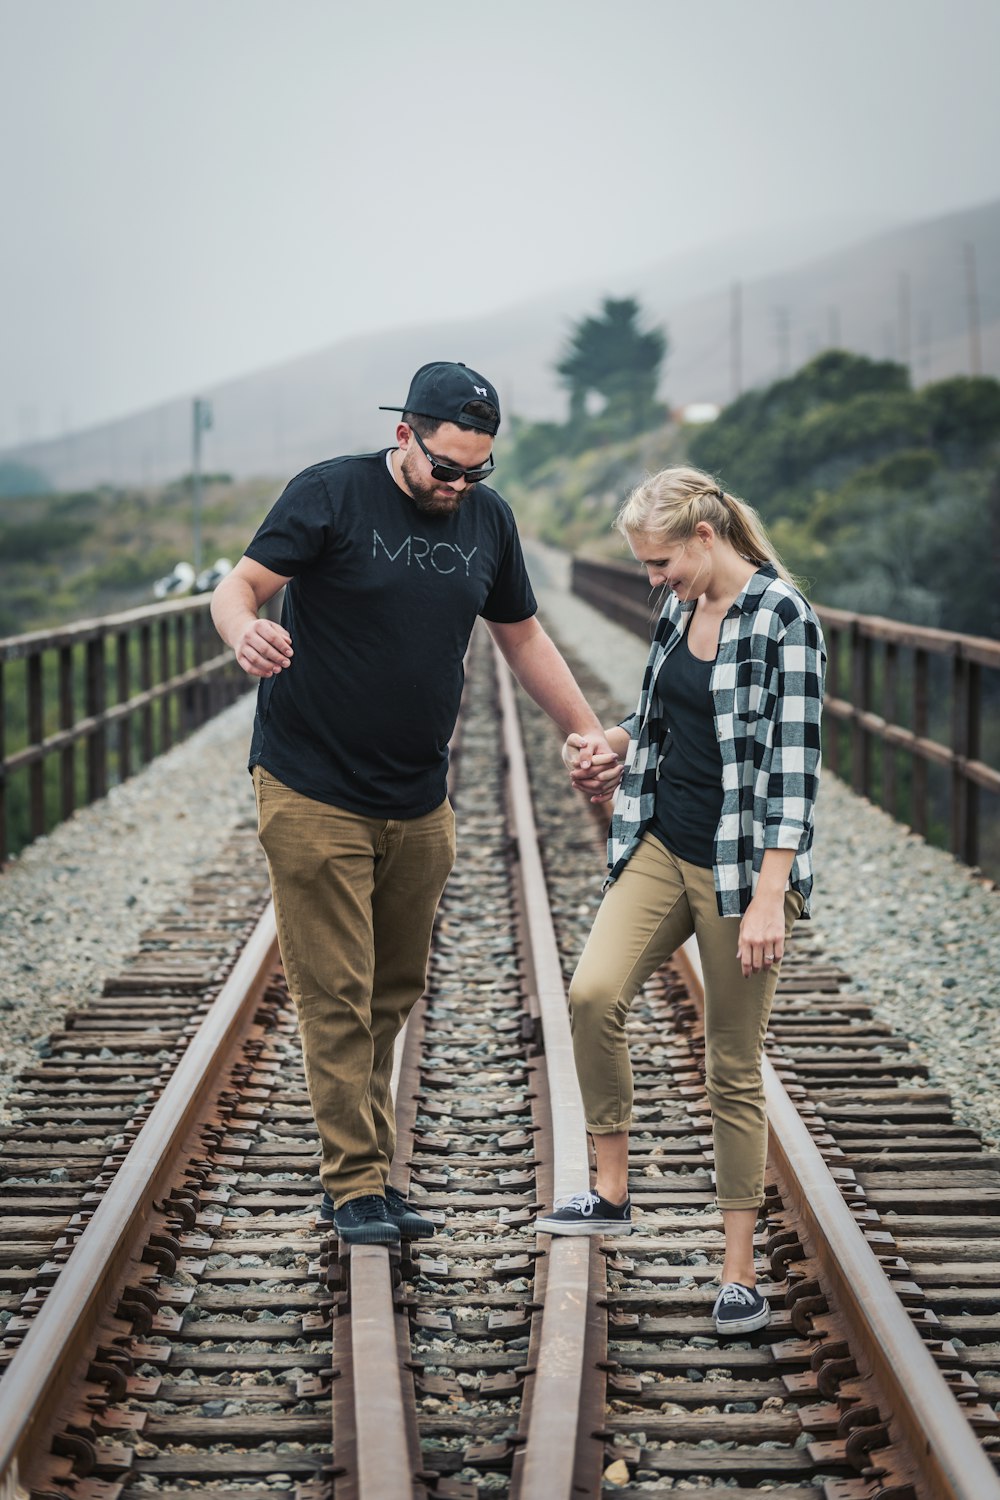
[681,402,721,425]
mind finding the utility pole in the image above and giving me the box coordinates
[963,242,983,377]
[773,306,791,378]
[827,306,841,349]
[192,397,213,576]
[897,271,911,374]
[918,310,932,379]
[730,281,743,400]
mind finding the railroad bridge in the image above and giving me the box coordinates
[0,544,998,1499]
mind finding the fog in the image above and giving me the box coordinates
[2,0,998,446]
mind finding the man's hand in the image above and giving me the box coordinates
[562,731,623,803]
[234,618,294,678]
[211,560,293,678]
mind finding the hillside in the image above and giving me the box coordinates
[2,198,997,493]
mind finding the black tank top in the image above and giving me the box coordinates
[648,630,724,869]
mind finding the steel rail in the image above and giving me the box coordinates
[494,643,597,1500]
[341,1245,415,1496]
[332,1007,422,1500]
[673,935,1000,1500]
[0,904,280,1499]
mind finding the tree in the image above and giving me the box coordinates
[920,376,1000,455]
[556,296,667,436]
[688,352,922,510]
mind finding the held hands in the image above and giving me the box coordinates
[736,894,785,979]
[235,618,294,678]
[562,732,623,804]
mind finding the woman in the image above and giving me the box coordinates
[536,466,826,1337]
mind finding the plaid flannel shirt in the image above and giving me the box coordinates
[607,565,826,917]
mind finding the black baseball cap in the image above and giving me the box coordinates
[380,361,501,436]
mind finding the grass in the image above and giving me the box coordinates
[0,476,283,637]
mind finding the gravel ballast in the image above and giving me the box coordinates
[0,694,258,1119]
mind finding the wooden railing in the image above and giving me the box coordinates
[0,596,252,863]
[571,555,1000,874]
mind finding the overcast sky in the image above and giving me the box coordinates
[2,0,998,447]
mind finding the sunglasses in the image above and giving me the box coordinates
[409,426,495,485]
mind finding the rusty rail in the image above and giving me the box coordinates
[340,1246,415,1495]
[0,595,253,863]
[571,554,1000,871]
[673,935,1000,1500]
[494,642,600,1500]
[0,904,279,1495]
[330,983,424,1499]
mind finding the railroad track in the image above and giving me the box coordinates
[0,624,998,1498]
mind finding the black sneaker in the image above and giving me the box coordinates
[534,1190,632,1236]
[385,1184,436,1240]
[330,1193,400,1246]
[315,1191,336,1228]
[712,1281,770,1335]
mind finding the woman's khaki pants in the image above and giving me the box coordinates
[569,834,801,1210]
[253,766,455,1207]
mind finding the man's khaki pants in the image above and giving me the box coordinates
[253,766,455,1207]
[569,834,802,1210]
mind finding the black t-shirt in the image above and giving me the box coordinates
[648,630,724,869]
[245,450,536,817]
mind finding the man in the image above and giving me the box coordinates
[212,360,620,1245]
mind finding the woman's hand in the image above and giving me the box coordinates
[738,848,796,977]
[562,732,624,803]
[736,892,786,978]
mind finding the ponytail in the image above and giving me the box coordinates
[615,465,799,589]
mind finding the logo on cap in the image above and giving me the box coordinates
[378,360,500,435]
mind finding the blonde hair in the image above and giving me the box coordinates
[615,464,798,587]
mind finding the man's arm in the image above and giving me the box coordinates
[211,557,295,678]
[487,615,623,799]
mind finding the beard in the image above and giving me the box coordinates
[398,448,470,516]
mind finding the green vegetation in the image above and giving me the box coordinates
[0,475,280,637]
[503,297,669,482]
[500,421,689,554]
[687,353,1000,637]
[501,329,1000,643]
[556,295,668,436]
[0,459,52,496]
